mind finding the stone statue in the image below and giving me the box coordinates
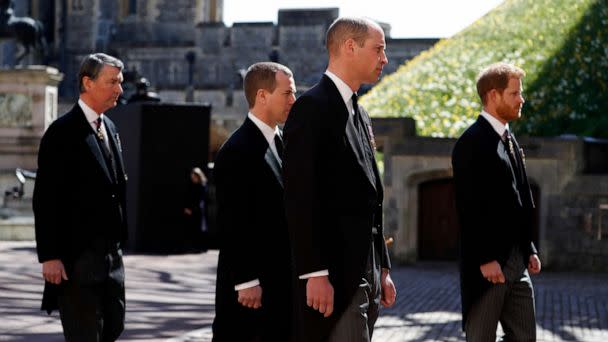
[0,0,47,64]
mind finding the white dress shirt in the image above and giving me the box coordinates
[233,112,282,291]
[480,110,510,137]
[325,70,357,117]
[248,112,282,164]
[79,98,110,149]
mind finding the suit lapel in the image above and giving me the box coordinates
[322,76,377,192]
[243,118,284,188]
[72,104,114,183]
[478,116,523,206]
[84,132,113,183]
[511,135,535,208]
[105,118,126,181]
[264,147,283,188]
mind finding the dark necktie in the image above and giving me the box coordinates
[351,93,361,129]
[95,117,105,141]
[351,93,377,179]
[274,133,283,161]
[95,117,117,182]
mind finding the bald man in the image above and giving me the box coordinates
[283,17,396,342]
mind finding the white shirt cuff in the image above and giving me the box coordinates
[299,269,329,279]
[234,279,260,291]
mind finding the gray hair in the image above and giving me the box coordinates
[78,53,124,93]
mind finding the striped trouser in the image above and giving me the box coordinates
[465,247,536,342]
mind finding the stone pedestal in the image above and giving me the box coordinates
[0,65,63,171]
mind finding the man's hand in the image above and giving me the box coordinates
[380,269,396,307]
[528,254,542,274]
[42,259,68,285]
[184,208,192,215]
[306,275,334,317]
[237,285,262,309]
[480,260,505,284]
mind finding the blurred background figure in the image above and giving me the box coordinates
[183,167,208,252]
[127,77,161,103]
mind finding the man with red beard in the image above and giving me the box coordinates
[452,62,541,342]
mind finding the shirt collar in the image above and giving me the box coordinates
[480,110,509,137]
[247,112,279,146]
[78,98,104,125]
[325,70,355,108]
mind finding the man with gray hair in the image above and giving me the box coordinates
[283,17,396,342]
[34,52,128,341]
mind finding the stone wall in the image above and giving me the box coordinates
[375,119,608,271]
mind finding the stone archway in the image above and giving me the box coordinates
[392,168,454,263]
[401,170,541,263]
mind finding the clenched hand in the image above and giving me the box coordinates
[42,259,68,285]
[480,260,505,284]
[238,285,262,309]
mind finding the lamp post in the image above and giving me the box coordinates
[185,51,196,102]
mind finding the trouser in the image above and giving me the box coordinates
[465,247,536,342]
[58,240,126,342]
[327,235,382,342]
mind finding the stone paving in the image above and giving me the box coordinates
[1,241,607,341]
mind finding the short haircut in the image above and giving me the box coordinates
[243,62,293,108]
[476,62,525,105]
[78,53,124,93]
[326,17,375,56]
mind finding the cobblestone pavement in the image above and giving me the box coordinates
[1,241,607,341]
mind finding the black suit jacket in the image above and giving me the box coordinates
[283,75,391,341]
[211,117,292,341]
[452,115,537,330]
[33,104,127,313]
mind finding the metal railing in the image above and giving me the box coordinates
[2,168,36,208]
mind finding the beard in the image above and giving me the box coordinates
[496,101,520,122]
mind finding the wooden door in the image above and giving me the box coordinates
[418,178,459,260]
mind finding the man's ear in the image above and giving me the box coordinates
[488,89,498,104]
[82,76,92,92]
[344,38,356,56]
[256,89,267,105]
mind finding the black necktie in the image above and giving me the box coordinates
[274,133,283,160]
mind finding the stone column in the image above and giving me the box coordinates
[0,65,64,171]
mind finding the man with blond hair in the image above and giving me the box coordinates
[452,62,541,342]
[283,17,396,342]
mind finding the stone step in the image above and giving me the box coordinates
[0,216,35,241]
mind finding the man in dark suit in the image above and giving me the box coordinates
[283,17,396,342]
[211,62,296,341]
[452,62,542,342]
[33,53,128,342]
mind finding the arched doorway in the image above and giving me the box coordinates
[417,178,541,261]
[418,178,459,260]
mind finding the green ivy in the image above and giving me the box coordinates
[362,0,607,138]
